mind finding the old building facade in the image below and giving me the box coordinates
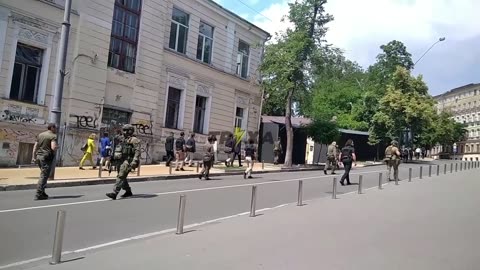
[0,0,269,167]
[432,83,480,161]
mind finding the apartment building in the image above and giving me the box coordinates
[0,0,269,167]
[432,83,480,161]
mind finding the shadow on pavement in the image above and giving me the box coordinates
[130,194,158,199]
[49,195,84,200]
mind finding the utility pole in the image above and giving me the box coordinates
[49,0,72,179]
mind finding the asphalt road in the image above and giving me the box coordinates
[0,161,462,268]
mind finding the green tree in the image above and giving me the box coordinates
[260,0,333,167]
[428,112,467,149]
[369,67,436,146]
[356,40,415,131]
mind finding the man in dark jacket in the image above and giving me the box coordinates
[232,135,242,167]
[224,134,234,167]
[165,132,174,166]
[175,132,186,171]
[185,133,196,167]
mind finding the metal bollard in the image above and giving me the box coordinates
[136,163,141,176]
[460,162,463,171]
[297,180,303,206]
[176,195,186,235]
[358,175,363,194]
[250,185,257,217]
[444,164,447,174]
[409,168,412,182]
[378,173,383,189]
[332,178,337,199]
[419,167,423,179]
[468,162,471,170]
[262,160,265,170]
[450,163,453,173]
[98,163,102,178]
[169,164,172,175]
[50,210,67,265]
[429,165,432,177]
[455,163,458,172]
[196,162,200,173]
[436,165,440,176]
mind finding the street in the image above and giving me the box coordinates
[0,161,453,269]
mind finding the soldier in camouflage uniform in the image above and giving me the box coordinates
[106,124,141,200]
[385,140,401,182]
[32,123,58,200]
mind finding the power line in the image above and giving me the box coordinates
[235,0,272,22]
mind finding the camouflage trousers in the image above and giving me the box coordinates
[325,156,337,173]
[37,156,53,195]
[386,159,400,181]
[113,160,132,193]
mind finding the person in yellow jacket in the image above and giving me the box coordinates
[79,133,97,170]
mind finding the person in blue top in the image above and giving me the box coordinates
[100,132,112,170]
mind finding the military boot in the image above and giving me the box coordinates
[120,189,133,198]
[106,192,118,200]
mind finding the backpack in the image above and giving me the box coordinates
[81,142,88,152]
[185,139,194,150]
[340,147,352,161]
[113,143,124,160]
[175,138,184,150]
[385,146,393,160]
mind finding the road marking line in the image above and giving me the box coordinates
[0,174,427,269]
[0,170,386,214]
[0,255,51,270]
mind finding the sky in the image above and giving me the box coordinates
[213,0,480,96]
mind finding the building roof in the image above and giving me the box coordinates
[261,116,370,135]
[339,128,369,136]
[206,0,271,38]
[262,116,312,128]
[433,83,480,99]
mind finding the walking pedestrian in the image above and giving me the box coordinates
[232,134,243,167]
[211,135,218,167]
[324,141,338,175]
[339,139,356,186]
[244,139,256,179]
[106,124,140,200]
[32,123,57,200]
[184,133,196,167]
[165,132,174,166]
[175,132,186,171]
[79,133,97,170]
[273,137,282,165]
[385,140,401,181]
[99,132,112,170]
[224,134,234,167]
[199,135,214,180]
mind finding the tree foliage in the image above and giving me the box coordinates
[260,0,333,167]
[369,67,436,145]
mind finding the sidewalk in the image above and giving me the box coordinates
[28,166,480,270]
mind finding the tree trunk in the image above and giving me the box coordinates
[284,90,294,168]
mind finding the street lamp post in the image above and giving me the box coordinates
[414,37,446,67]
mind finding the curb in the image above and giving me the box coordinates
[0,167,325,192]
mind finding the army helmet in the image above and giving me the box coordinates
[391,140,399,146]
[122,124,135,136]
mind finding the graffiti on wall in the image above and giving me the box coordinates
[133,120,153,136]
[0,110,46,125]
[70,114,98,129]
